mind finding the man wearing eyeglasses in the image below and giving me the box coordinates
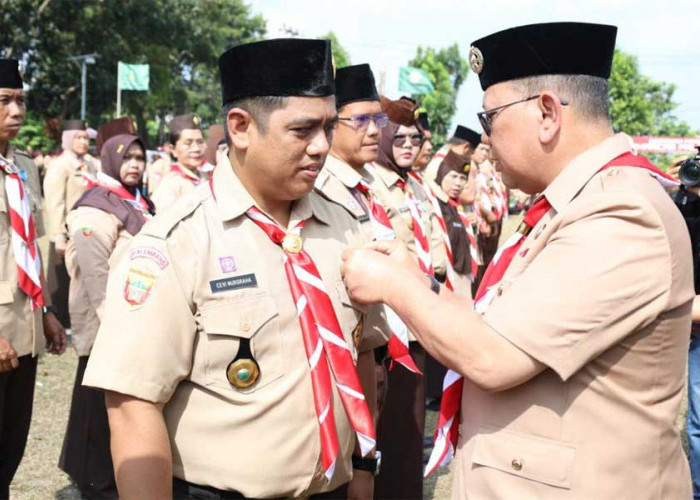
[342,22,693,499]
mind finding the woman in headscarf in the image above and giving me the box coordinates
[59,134,154,498]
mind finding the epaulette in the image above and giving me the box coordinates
[140,188,205,240]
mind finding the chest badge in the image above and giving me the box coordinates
[282,234,303,254]
[226,338,260,389]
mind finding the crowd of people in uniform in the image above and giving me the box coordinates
[0,20,698,500]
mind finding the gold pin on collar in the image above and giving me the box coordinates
[282,234,303,253]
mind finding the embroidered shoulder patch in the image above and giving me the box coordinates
[129,246,169,269]
[123,266,157,308]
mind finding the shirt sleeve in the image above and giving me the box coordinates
[43,159,68,240]
[482,191,672,381]
[82,230,197,403]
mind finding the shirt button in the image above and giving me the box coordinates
[241,321,251,332]
[497,285,503,296]
[511,458,523,471]
[606,168,618,176]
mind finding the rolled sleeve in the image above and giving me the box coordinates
[483,192,671,381]
[83,233,197,403]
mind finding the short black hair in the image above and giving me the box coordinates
[221,96,289,146]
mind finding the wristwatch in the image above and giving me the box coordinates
[352,450,381,476]
[426,273,441,295]
[42,305,58,315]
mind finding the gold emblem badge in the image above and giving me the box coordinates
[469,46,484,74]
[282,234,303,254]
[226,358,260,388]
[193,115,200,126]
[117,144,124,153]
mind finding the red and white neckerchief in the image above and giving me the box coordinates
[396,176,433,276]
[354,178,421,374]
[170,163,200,185]
[489,169,509,221]
[477,169,501,220]
[424,151,679,476]
[450,200,482,278]
[411,172,456,290]
[83,171,152,220]
[0,156,44,310]
[245,206,375,481]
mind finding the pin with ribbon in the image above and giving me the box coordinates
[226,338,261,389]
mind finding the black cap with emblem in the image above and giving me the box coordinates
[168,114,201,135]
[335,63,379,109]
[453,125,481,147]
[0,59,22,89]
[218,38,335,105]
[469,22,618,91]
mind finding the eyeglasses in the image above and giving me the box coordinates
[337,113,389,130]
[477,94,569,136]
[393,133,424,147]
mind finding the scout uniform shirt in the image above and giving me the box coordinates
[0,146,45,357]
[454,134,693,499]
[43,150,99,243]
[314,154,391,352]
[64,207,133,357]
[145,155,171,196]
[84,157,377,498]
[150,163,200,212]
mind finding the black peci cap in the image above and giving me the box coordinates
[218,38,335,105]
[416,111,430,134]
[0,59,23,89]
[63,120,86,131]
[335,64,379,109]
[453,125,481,146]
[469,22,617,91]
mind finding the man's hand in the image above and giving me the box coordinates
[43,311,67,354]
[0,333,19,372]
[54,236,67,261]
[341,241,421,305]
[347,469,373,500]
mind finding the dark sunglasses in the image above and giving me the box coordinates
[477,94,569,136]
[392,133,424,147]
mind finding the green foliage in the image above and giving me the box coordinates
[2,0,266,147]
[321,32,351,69]
[408,44,468,147]
[609,50,695,136]
[13,113,58,153]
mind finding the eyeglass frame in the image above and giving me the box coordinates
[477,94,569,136]
[337,112,389,130]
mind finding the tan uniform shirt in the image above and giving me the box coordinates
[43,150,99,242]
[65,207,132,356]
[315,154,391,351]
[454,134,693,499]
[150,164,200,212]
[0,146,45,357]
[84,158,376,497]
[145,156,172,196]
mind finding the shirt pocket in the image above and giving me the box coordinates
[200,293,284,393]
[0,281,14,304]
[472,426,576,489]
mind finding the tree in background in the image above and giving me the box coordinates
[407,43,468,147]
[2,0,265,147]
[321,32,351,69]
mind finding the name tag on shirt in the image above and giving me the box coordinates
[210,273,258,293]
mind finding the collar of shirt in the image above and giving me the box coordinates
[371,162,404,189]
[174,162,200,182]
[543,133,631,214]
[0,144,15,164]
[324,154,364,189]
[211,155,331,227]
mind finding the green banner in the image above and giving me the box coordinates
[399,66,435,95]
[118,62,149,91]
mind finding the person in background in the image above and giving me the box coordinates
[0,57,67,498]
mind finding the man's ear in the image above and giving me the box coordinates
[226,108,254,151]
[537,92,563,145]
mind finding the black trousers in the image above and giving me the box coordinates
[59,356,117,498]
[0,355,37,499]
[173,478,348,499]
[374,342,426,500]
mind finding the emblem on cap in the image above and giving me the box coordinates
[469,46,484,74]
[193,115,200,126]
[282,234,303,254]
[226,358,260,388]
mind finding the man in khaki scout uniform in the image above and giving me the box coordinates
[84,39,382,499]
[342,22,694,499]
[150,114,205,212]
[0,58,67,498]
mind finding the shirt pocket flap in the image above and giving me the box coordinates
[0,197,7,213]
[0,281,13,304]
[472,426,575,489]
[200,294,278,339]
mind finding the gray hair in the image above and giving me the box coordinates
[221,96,289,145]
[510,74,611,124]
